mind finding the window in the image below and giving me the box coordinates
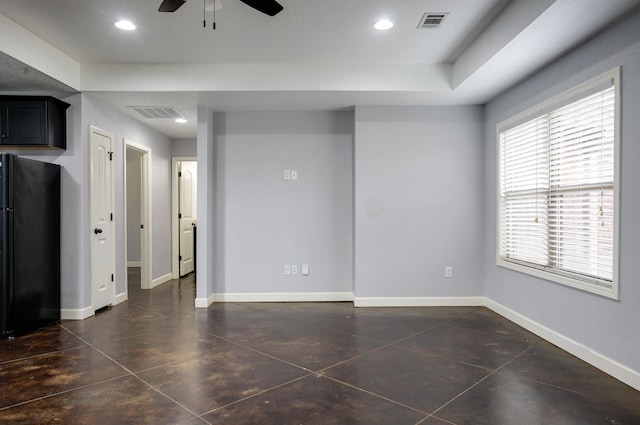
[497,68,619,299]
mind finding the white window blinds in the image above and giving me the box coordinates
[498,69,619,298]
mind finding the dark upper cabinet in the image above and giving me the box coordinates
[0,96,70,150]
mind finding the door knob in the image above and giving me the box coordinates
[94,228,103,234]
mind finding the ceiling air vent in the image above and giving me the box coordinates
[418,12,449,29]
[129,106,184,119]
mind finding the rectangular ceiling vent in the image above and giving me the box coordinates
[129,106,184,119]
[418,12,449,29]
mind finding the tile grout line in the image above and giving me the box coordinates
[303,315,471,375]
[7,290,634,425]
[0,374,130,412]
[197,373,315,417]
[445,320,543,345]
[0,343,85,367]
[415,414,457,425]
[319,373,431,418]
[89,344,213,424]
[210,312,484,407]
[188,319,463,419]
[302,315,521,422]
[396,342,522,373]
[2,338,211,423]
[0,323,99,367]
[3,324,212,425]
[428,344,535,420]
[199,331,319,374]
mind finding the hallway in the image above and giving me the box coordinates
[1,270,639,424]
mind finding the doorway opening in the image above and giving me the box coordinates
[172,157,197,279]
[125,140,152,290]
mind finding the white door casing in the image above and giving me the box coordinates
[125,140,152,290]
[179,162,196,276]
[90,126,115,311]
[139,149,151,289]
[171,157,197,280]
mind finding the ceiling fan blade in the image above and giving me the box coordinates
[238,0,283,16]
[158,0,187,12]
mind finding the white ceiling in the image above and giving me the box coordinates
[1,0,639,138]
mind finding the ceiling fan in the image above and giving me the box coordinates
[158,0,283,16]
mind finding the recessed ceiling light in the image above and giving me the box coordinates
[115,20,136,31]
[175,118,188,124]
[374,19,394,30]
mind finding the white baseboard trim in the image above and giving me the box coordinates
[213,292,354,303]
[485,298,640,392]
[61,306,94,320]
[61,286,637,390]
[354,296,485,307]
[114,292,128,306]
[127,261,141,268]
[150,273,173,289]
[195,294,215,308]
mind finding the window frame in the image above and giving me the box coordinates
[496,67,620,299]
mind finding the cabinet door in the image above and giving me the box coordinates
[0,101,46,146]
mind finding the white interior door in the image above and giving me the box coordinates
[179,162,196,276]
[90,126,115,311]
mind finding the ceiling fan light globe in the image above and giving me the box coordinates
[374,19,394,30]
[115,20,136,31]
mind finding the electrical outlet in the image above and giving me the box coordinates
[284,264,291,275]
[445,266,453,278]
[291,265,298,275]
[291,170,298,180]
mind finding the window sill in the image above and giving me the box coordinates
[497,258,619,300]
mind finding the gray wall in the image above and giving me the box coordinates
[172,138,197,157]
[126,149,142,264]
[213,111,353,295]
[0,93,175,310]
[483,9,640,373]
[82,95,174,298]
[196,107,217,302]
[354,106,485,299]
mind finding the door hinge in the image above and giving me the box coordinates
[178,213,182,219]
[111,274,114,282]
[110,213,113,221]
[108,151,113,161]
[179,255,182,261]
[140,224,144,229]
[178,171,182,177]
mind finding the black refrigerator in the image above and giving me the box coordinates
[0,153,60,339]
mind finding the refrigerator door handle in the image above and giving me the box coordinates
[1,209,14,338]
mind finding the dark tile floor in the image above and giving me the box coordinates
[1,270,639,424]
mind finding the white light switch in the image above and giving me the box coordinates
[283,169,291,180]
[291,170,298,180]
[291,265,298,275]
[301,264,309,275]
[284,265,291,275]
